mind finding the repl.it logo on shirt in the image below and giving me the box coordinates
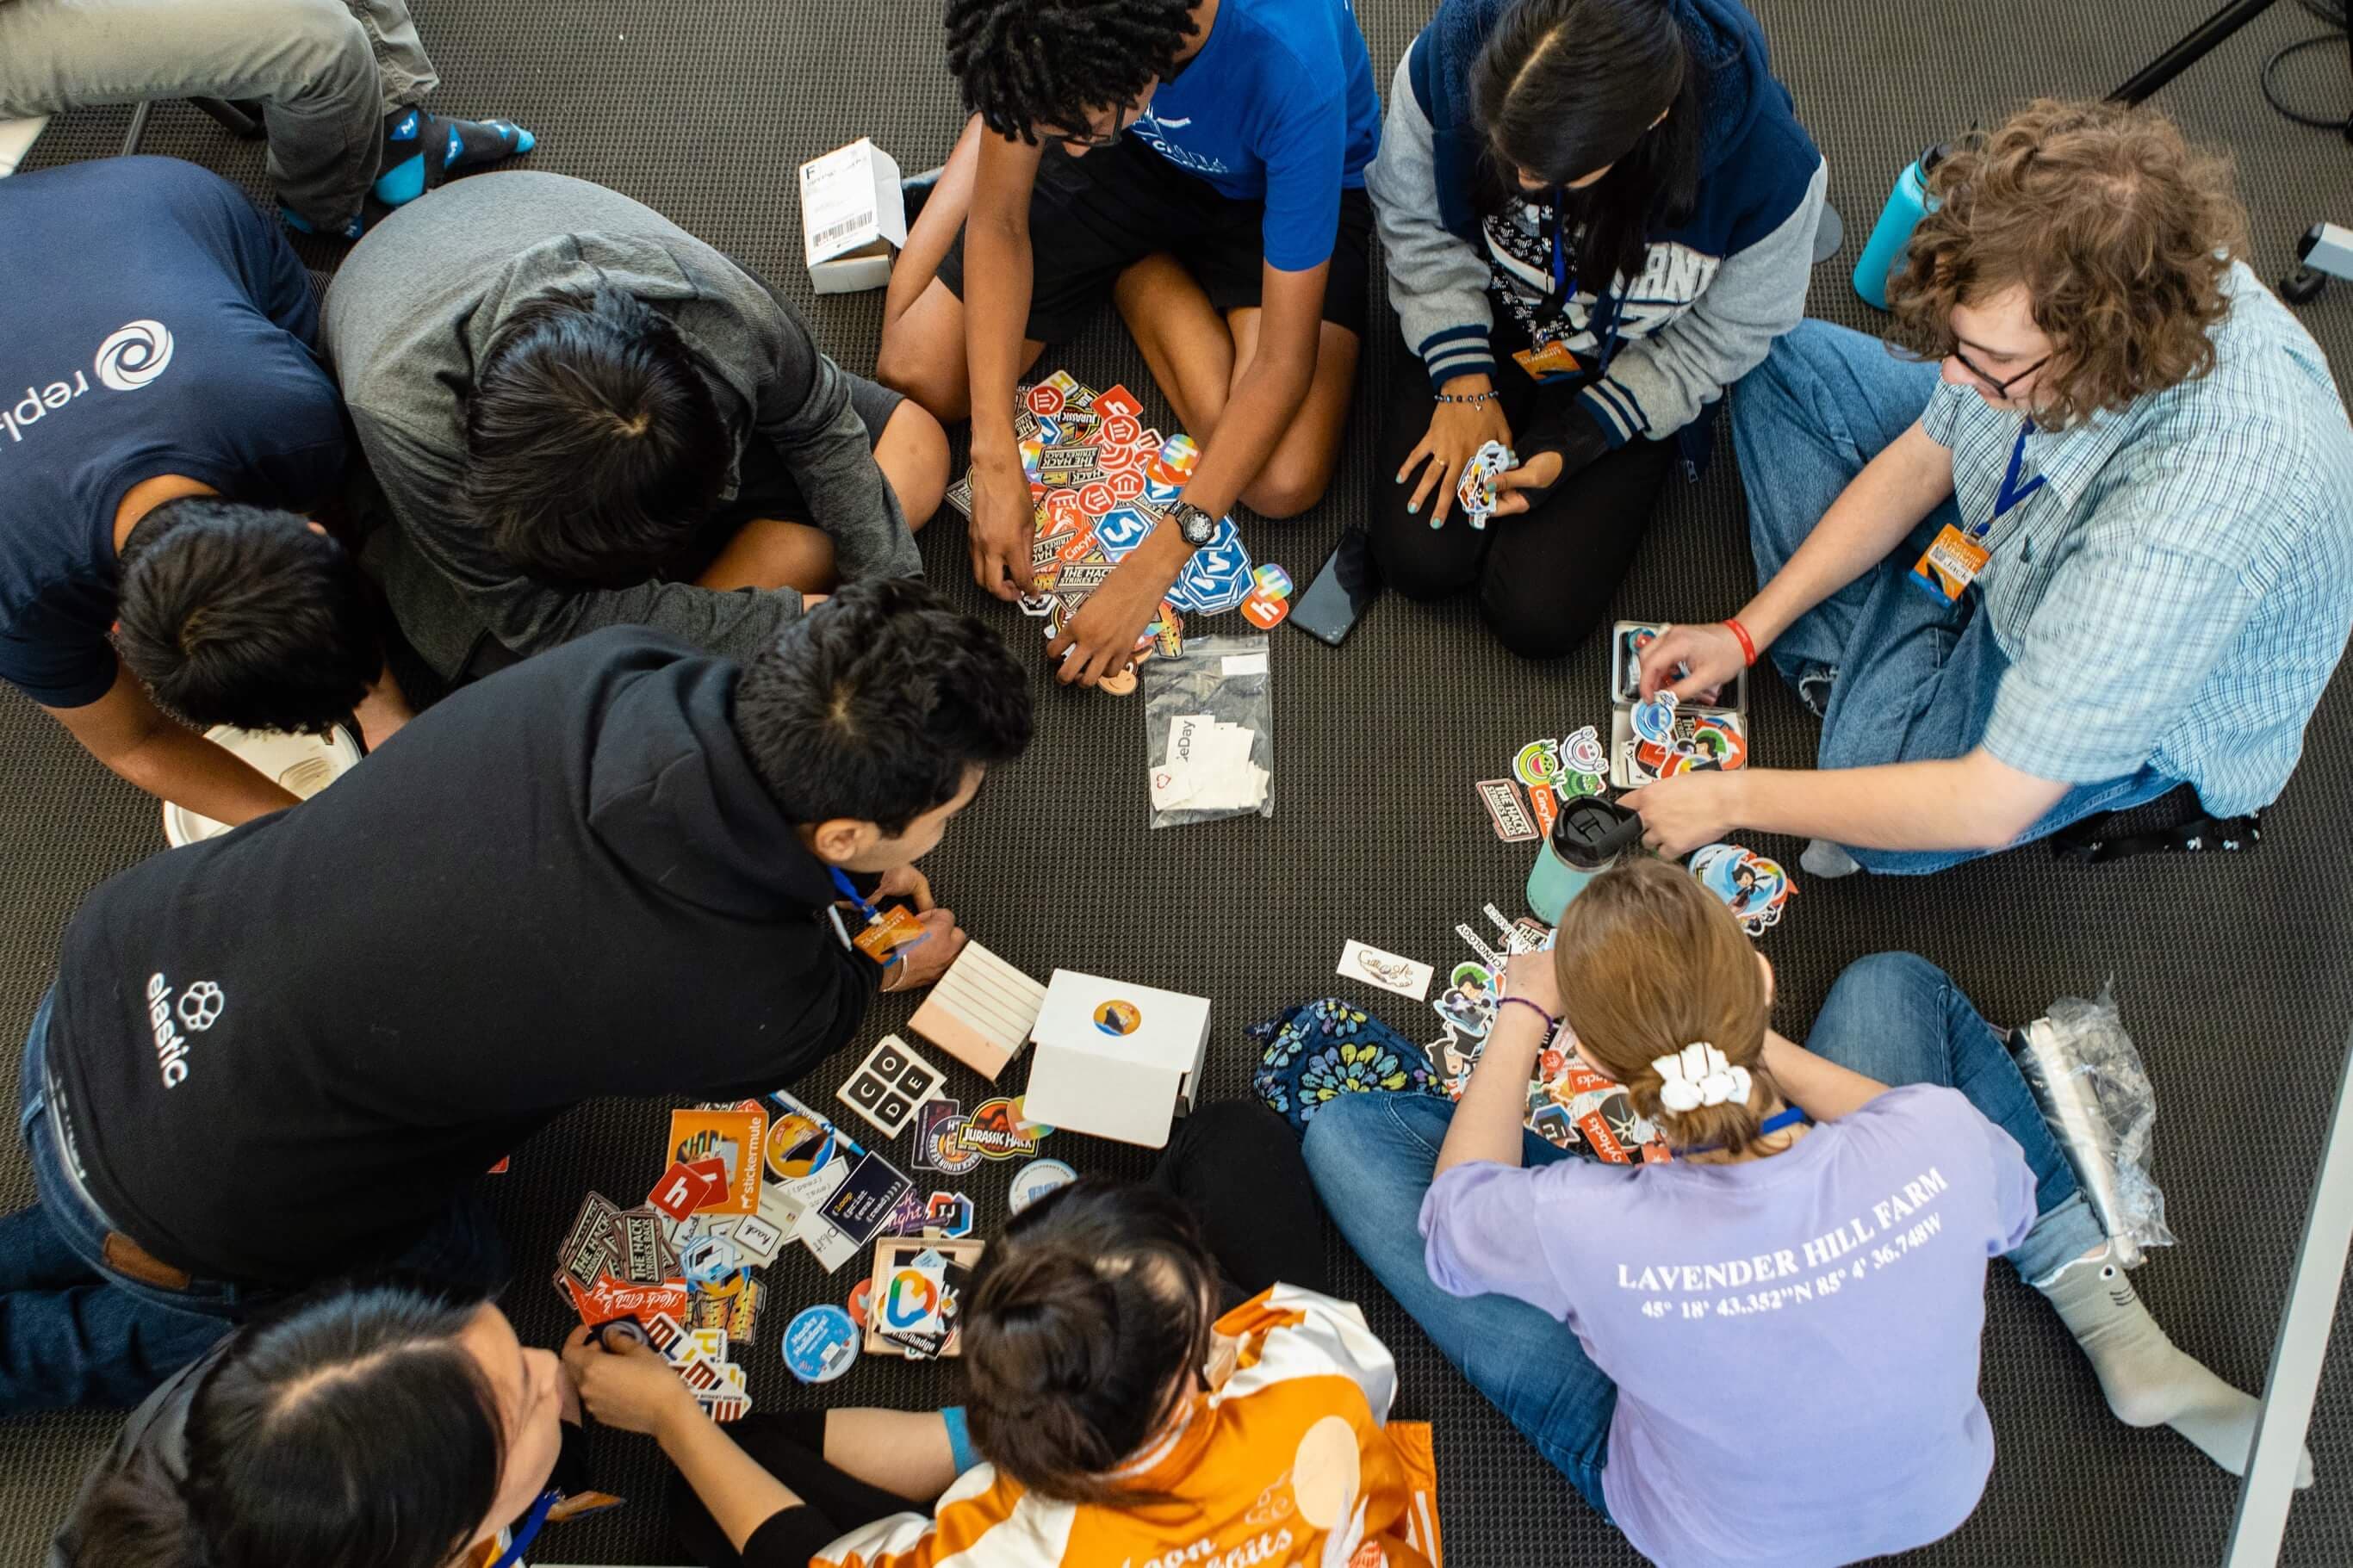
[1,319,176,443]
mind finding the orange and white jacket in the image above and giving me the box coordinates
[813,1285,1444,1568]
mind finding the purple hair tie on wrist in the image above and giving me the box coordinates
[1496,995,1557,1034]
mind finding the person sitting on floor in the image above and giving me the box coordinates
[1304,858,2300,1567]
[0,0,531,239]
[876,0,1380,686]
[0,580,1028,1417]
[322,170,947,688]
[0,156,402,829]
[1624,98,2353,876]
[49,1280,584,1568]
[563,1104,1444,1568]
[1369,0,1823,659]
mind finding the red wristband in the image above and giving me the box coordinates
[1723,617,1758,667]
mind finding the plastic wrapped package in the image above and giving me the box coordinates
[1141,635,1273,829]
[2008,982,2176,1267]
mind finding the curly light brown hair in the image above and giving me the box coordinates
[1887,98,2250,431]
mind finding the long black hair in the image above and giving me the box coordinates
[1471,0,1704,296]
[67,1284,507,1568]
[961,1179,1219,1505]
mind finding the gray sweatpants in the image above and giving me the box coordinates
[0,0,438,229]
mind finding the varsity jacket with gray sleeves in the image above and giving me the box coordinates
[1368,0,1826,453]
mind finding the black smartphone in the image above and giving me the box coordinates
[1289,526,1380,646]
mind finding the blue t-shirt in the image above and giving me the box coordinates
[0,158,345,708]
[1128,0,1380,272]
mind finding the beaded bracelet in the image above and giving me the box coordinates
[1434,387,1502,405]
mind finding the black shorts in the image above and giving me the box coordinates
[713,372,901,530]
[937,136,1372,343]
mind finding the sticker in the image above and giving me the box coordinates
[1456,439,1514,521]
[1687,842,1797,936]
[1077,480,1117,516]
[1512,740,1561,789]
[1475,778,1538,843]
[1433,962,1498,1041]
[1017,592,1057,617]
[725,1275,763,1342]
[557,1193,622,1288]
[1527,782,1561,839]
[1025,382,1065,417]
[1561,725,1606,777]
[593,1317,649,1351]
[924,1191,975,1238]
[1168,518,1254,613]
[959,1097,1048,1162]
[819,1150,916,1245]
[1338,939,1435,1001]
[1093,505,1157,559]
[729,1212,786,1266]
[1558,770,1606,801]
[1239,589,1289,629]
[881,1187,931,1236]
[1108,466,1145,501]
[782,1305,861,1383]
[846,1277,872,1327]
[762,1102,848,1182]
[680,1233,742,1289]
[921,1113,985,1174]
[669,1108,767,1214]
[645,1157,729,1222]
[1631,690,1679,746]
[1252,562,1294,600]
[837,1035,946,1137]
[1009,1158,1078,1214]
[1095,383,1144,419]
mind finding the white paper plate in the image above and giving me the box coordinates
[162,723,364,847]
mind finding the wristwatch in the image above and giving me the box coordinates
[1168,499,1219,548]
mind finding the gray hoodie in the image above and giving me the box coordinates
[323,171,918,680]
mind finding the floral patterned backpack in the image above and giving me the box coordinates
[1247,998,1444,1133]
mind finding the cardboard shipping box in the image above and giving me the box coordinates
[799,138,907,294]
[1021,971,1211,1149]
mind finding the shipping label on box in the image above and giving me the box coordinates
[800,138,907,294]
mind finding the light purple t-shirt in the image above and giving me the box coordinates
[1421,1085,2038,1568]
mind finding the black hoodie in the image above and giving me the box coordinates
[45,627,877,1285]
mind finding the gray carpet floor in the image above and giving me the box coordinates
[7,0,2353,1562]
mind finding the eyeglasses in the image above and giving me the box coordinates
[1950,344,2050,397]
[1056,103,1135,151]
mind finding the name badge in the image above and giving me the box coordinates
[1909,524,1991,602]
[852,903,926,964]
[1512,341,1583,382]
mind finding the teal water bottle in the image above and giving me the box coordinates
[1525,796,1646,925]
[1852,145,1946,310]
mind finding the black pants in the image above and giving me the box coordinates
[1369,313,1674,660]
[667,1102,1326,1566]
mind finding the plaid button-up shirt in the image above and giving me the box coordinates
[1922,264,2353,815]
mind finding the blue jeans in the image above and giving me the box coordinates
[3,989,509,1414]
[1302,952,2107,1513]
[1729,320,2177,874]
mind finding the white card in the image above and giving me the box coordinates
[1338,939,1434,1001]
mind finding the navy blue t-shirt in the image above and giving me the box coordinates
[0,158,346,708]
[1132,0,1380,271]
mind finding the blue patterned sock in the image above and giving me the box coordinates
[371,108,535,208]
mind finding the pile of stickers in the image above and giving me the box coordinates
[1453,438,1516,530]
[944,372,1288,685]
[1477,723,1610,844]
[1423,908,1673,1163]
[1608,623,1750,788]
[556,1047,1083,1405]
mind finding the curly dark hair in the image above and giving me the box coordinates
[1887,98,2249,431]
[946,0,1198,143]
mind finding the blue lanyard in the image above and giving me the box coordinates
[828,865,881,926]
[1971,421,2046,542]
[484,1489,558,1568]
[1673,1104,1810,1156]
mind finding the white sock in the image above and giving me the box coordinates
[2040,1250,2313,1487]
[1799,838,1860,879]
